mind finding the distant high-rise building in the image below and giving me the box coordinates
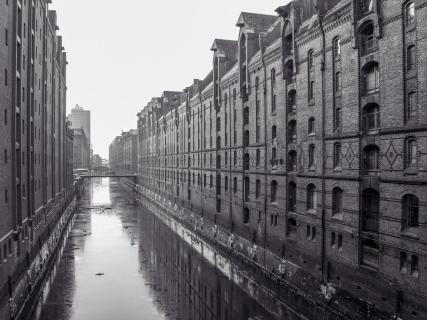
[68,105,91,167]
[69,105,91,146]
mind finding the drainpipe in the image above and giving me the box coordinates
[228,84,233,234]
[260,33,268,266]
[318,12,327,283]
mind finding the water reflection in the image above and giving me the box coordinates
[32,179,280,320]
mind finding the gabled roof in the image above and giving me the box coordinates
[236,12,279,32]
[211,39,238,61]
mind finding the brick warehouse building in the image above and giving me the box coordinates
[133,0,427,318]
[109,129,138,175]
[0,0,74,309]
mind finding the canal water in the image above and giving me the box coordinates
[30,178,283,320]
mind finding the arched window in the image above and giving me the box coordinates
[306,184,316,211]
[333,37,341,58]
[360,22,375,55]
[243,130,250,147]
[363,62,379,94]
[407,91,417,120]
[244,177,250,202]
[288,90,296,114]
[288,182,296,212]
[224,176,228,193]
[407,45,416,71]
[334,143,342,169]
[271,180,278,203]
[308,50,314,71]
[288,150,297,172]
[406,2,415,25]
[233,177,238,193]
[216,155,221,169]
[362,188,379,232]
[308,144,315,168]
[332,187,343,217]
[272,125,277,141]
[308,117,315,135]
[243,207,250,224]
[363,145,379,174]
[243,107,249,125]
[361,239,379,269]
[243,153,250,170]
[308,80,315,101]
[363,103,380,132]
[287,218,297,238]
[335,72,342,92]
[216,175,221,195]
[402,194,419,230]
[271,68,276,87]
[255,179,261,199]
[405,138,417,169]
[288,120,297,143]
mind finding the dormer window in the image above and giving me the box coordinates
[240,34,248,101]
[283,22,293,58]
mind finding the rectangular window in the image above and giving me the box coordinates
[312,227,316,241]
[334,144,342,168]
[335,107,342,130]
[411,255,419,277]
[400,252,407,274]
[408,92,416,118]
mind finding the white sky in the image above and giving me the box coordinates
[50,0,286,159]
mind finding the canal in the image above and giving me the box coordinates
[30,178,285,320]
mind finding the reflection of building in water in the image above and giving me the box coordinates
[138,213,279,320]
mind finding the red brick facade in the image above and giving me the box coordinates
[136,1,426,318]
[0,0,73,304]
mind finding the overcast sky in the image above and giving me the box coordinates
[50,0,285,159]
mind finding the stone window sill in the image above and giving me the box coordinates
[332,213,343,221]
[307,209,317,215]
[403,168,417,176]
[401,229,419,240]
